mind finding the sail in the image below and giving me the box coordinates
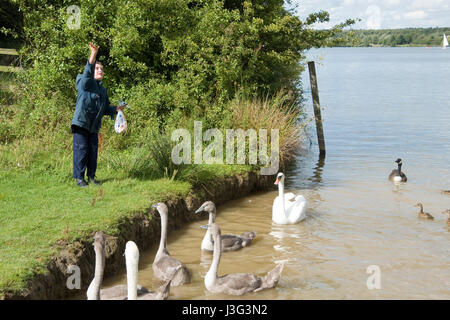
[443,34,449,48]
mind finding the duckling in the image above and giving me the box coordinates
[388,158,407,182]
[414,203,434,220]
[442,209,450,225]
[195,201,256,252]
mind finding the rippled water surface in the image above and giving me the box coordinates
[100,47,450,300]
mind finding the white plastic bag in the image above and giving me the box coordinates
[114,109,127,133]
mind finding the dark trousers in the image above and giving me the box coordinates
[72,127,98,180]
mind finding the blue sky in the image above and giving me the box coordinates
[288,0,450,29]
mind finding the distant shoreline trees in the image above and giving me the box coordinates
[335,27,450,47]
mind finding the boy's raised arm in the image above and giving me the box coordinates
[78,42,99,90]
[88,42,99,64]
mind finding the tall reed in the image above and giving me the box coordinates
[227,91,305,167]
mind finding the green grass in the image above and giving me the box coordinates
[0,165,192,295]
[0,71,15,84]
[0,72,16,107]
[0,145,254,296]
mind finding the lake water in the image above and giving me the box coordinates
[99,47,450,300]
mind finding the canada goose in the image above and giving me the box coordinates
[272,172,307,224]
[152,202,191,286]
[388,158,407,182]
[195,201,256,251]
[201,223,284,296]
[441,190,450,195]
[86,232,170,300]
[414,203,434,220]
[442,209,450,225]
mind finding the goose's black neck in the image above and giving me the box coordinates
[397,163,402,174]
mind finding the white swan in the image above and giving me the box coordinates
[272,172,307,224]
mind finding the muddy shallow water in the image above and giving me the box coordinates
[98,182,449,300]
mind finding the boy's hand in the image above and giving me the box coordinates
[88,42,100,64]
[116,104,127,112]
[116,101,127,111]
[89,42,100,54]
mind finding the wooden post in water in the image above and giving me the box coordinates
[307,61,326,156]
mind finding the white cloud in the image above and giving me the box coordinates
[383,0,402,7]
[410,0,444,10]
[366,5,382,29]
[392,13,402,20]
[289,0,450,29]
[404,10,427,20]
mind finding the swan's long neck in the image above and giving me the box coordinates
[125,245,139,300]
[278,179,286,214]
[157,210,169,257]
[201,209,216,250]
[87,243,104,300]
[208,208,216,224]
[206,231,221,284]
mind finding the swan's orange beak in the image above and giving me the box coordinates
[274,178,280,185]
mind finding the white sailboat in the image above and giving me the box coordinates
[443,33,449,49]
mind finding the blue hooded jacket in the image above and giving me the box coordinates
[71,60,117,133]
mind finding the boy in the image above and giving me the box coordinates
[71,42,125,187]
